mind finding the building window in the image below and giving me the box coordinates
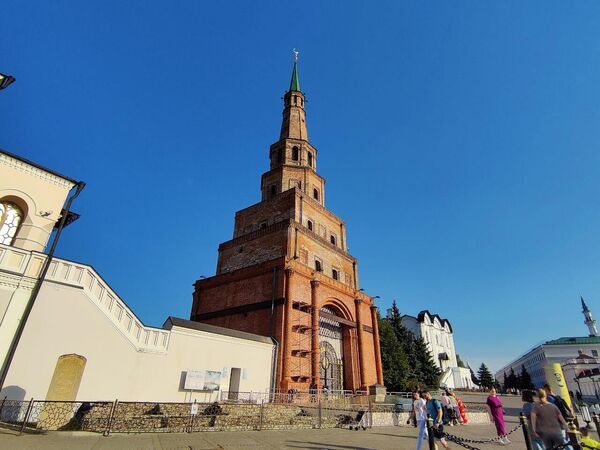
[307,220,313,231]
[270,184,277,198]
[315,259,322,272]
[593,350,598,357]
[332,269,339,280]
[330,234,337,246]
[307,152,313,167]
[292,146,299,161]
[277,148,283,164]
[313,188,320,201]
[0,201,23,246]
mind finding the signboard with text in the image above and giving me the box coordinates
[184,370,222,391]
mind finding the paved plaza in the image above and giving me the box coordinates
[0,394,535,450]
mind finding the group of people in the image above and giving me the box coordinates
[520,384,600,450]
[410,389,469,450]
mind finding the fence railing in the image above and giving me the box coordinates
[0,394,483,435]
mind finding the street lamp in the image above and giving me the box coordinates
[0,73,15,90]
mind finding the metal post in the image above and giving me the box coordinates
[103,399,118,437]
[258,400,264,431]
[0,395,7,421]
[426,415,435,450]
[567,420,581,450]
[18,398,34,436]
[520,413,533,450]
[594,412,600,440]
[318,399,322,429]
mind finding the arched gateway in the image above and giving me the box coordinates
[319,307,344,390]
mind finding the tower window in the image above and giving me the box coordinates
[0,201,24,246]
[313,188,320,201]
[307,152,313,167]
[332,269,339,280]
[330,234,337,246]
[292,146,299,161]
[270,184,277,198]
[277,148,283,164]
[307,220,313,231]
[315,259,322,272]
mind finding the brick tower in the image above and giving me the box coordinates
[191,53,384,392]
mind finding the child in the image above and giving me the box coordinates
[580,427,600,449]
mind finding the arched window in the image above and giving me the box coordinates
[292,146,299,161]
[307,152,313,167]
[0,201,23,246]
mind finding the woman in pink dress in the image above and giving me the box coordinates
[486,387,510,444]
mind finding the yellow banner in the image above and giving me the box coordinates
[544,363,572,408]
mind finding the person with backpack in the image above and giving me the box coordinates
[422,390,450,449]
[543,383,575,421]
[531,388,568,450]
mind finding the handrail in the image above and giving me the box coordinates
[0,243,170,353]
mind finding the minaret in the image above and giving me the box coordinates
[582,296,598,337]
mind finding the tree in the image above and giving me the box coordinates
[377,314,409,391]
[470,366,480,386]
[519,365,534,390]
[477,363,495,389]
[413,336,442,388]
[505,367,518,391]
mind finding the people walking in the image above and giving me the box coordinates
[531,388,568,450]
[422,390,450,449]
[521,390,544,450]
[410,391,429,450]
[486,387,510,444]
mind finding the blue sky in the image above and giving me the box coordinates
[2,1,600,372]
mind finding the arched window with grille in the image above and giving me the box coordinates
[0,201,24,246]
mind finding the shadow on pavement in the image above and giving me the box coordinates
[286,441,375,450]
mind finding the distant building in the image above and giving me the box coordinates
[495,298,600,395]
[400,310,474,389]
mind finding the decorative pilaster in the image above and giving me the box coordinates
[354,298,366,389]
[370,305,384,385]
[281,267,295,386]
[311,279,320,388]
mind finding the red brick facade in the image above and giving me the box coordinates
[190,61,383,391]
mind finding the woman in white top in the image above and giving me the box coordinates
[409,391,429,450]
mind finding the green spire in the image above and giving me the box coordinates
[289,49,300,92]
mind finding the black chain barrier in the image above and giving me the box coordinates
[442,422,523,445]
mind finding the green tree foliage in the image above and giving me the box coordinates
[477,363,495,389]
[470,366,480,386]
[504,367,518,391]
[377,314,409,391]
[519,365,534,390]
[379,301,442,390]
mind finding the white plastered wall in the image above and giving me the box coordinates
[1,280,273,402]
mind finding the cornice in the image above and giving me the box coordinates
[0,153,75,190]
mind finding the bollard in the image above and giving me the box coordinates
[258,400,264,431]
[426,415,435,450]
[594,413,600,440]
[520,413,534,450]
[567,419,581,450]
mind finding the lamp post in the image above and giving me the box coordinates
[0,73,15,91]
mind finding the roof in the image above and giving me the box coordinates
[545,336,600,345]
[289,60,300,92]
[163,317,274,345]
[416,310,453,333]
[0,148,78,184]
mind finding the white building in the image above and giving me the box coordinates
[401,310,474,389]
[0,149,275,402]
[495,299,600,394]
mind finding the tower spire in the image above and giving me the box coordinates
[289,49,300,92]
[582,296,598,337]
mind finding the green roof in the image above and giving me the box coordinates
[289,61,300,92]
[545,336,600,345]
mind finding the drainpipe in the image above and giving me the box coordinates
[0,181,85,390]
[269,267,279,394]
